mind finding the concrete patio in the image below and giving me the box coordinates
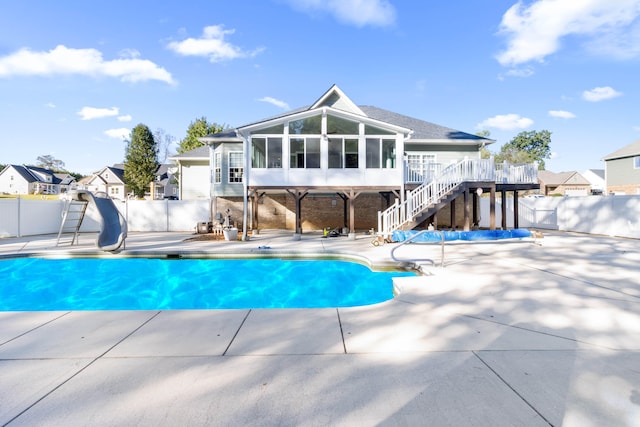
[0,230,639,426]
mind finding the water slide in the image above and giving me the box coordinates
[73,190,127,251]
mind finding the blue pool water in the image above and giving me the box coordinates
[0,257,415,311]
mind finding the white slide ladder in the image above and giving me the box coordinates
[56,198,89,246]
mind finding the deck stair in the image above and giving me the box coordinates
[56,198,89,246]
[378,159,494,235]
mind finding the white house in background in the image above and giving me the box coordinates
[80,165,128,199]
[582,169,605,195]
[174,85,539,236]
[79,164,179,199]
[0,164,76,195]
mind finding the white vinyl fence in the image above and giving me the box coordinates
[479,195,640,239]
[3,195,640,239]
[0,198,212,238]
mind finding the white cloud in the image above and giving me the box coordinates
[78,106,119,120]
[117,114,132,122]
[104,128,131,140]
[284,0,396,27]
[167,25,264,62]
[258,96,290,110]
[477,114,534,131]
[501,67,535,79]
[45,102,56,108]
[0,45,175,84]
[496,0,640,66]
[548,110,576,119]
[582,86,622,102]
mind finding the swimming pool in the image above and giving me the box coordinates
[0,257,416,311]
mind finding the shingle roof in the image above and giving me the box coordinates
[538,170,590,186]
[584,169,604,179]
[3,165,61,184]
[170,146,210,159]
[602,140,640,161]
[202,85,493,145]
[359,106,492,142]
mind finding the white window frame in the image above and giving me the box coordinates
[228,151,243,184]
[214,152,221,184]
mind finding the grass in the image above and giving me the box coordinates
[0,194,60,200]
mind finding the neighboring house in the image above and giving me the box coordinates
[602,140,640,195]
[80,165,128,199]
[176,85,538,234]
[151,164,179,199]
[169,146,212,200]
[0,164,76,195]
[80,163,177,199]
[582,169,605,195]
[538,170,591,196]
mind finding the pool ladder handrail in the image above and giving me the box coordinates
[390,230,445,268]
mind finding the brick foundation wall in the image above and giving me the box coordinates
[606,184,640,195]
[213,193,479,232]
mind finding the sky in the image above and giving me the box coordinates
[1,0,639,175]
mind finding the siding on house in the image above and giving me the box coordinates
[179,161,210,199]
[603,140,640,194]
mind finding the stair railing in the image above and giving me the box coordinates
[378,158,495,235]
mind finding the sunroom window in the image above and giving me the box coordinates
[366,138,396,168]
[251,137,282,168]
[365,124,395,135]
[289,116,321,135]
[634,156,640,169]
[290,137,320,168]
[327,115,359,134]
[329,138,359,168]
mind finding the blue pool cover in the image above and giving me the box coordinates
[391,228,532,242]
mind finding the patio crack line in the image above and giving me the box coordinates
[473,351,554,427]
[462,314,613,350]
[336,309,347,354]
[0,312,71,348]
[222,309,251,356]
[511,261,640,300]
[2,311,162,427]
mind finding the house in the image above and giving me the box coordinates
[175,84,538,236]
[169,146,212,200]
[582,169,605,195]
[602,140,640,195]
[537,170,591,196]
[150,163,179,199]
[80,163,178,199]
[0,164,76,195]
[80,165,128,199]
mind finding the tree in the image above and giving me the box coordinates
[36,154,65,171]
[177,117,225,153]
[499,130,551,169]
[475,130,492,159]
[124,124,159,198]
[154,128,176,163]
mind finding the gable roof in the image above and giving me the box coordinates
[169,145,210,160]
[310,84,365,115]
[602,140,640,161]
[538,170,590,186]
[583,169,604,180]
[1,164,62,184]
[359,106,492,143]
[204,85,493,146]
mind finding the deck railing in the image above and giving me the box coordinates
[379,159,538,234]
